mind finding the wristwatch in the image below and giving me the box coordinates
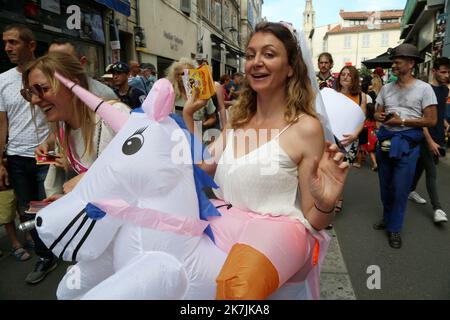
[401,118,406,127]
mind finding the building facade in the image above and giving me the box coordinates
[0,0,138,77]
[0,1,265,80]
[197,0,242,80]
[323,9,404,72]
[400,0,447,79]
[137,0,262,81]
[239,0,263,74]
[303,1,403,72]
[138,0,199,78]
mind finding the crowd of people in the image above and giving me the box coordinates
[0,20,448,299]
[315,46,449,248]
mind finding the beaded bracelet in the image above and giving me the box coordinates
[314,203,334,214]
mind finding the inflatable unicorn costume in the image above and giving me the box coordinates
[35,26,358,300]
[33,74,331,300]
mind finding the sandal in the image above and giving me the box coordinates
[335,199,343,213]
[11,247,31,262]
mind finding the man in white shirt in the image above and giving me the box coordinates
[0,24,56,284]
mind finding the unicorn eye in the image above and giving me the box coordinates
[122,127,147,155]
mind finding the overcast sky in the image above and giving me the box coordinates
[262,0,408,31]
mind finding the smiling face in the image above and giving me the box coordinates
[245,32,293,95]
[339,67,353,89]
[391,57,415,77]
[27,68,74,123]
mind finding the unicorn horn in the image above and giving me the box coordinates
[54,72,128,133]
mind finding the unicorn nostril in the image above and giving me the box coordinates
[36,216,43,227]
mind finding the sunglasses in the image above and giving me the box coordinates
[20,84,51,102]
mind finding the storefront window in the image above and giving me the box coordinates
[0,0,106,75]
[0,0,105,44]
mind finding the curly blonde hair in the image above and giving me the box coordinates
[229,22,317,128]
[23,51,95,171]
[165,57,197,99]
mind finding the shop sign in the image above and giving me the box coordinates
[1,0,105,44]
[164,31,184,51]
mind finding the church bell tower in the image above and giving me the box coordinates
[303,0,315,42]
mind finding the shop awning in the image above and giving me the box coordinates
[361,52,393,69]
[95,0,130,16]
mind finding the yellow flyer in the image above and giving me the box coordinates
[182,65,216,100]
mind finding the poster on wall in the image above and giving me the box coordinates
[84,13,105,43]
[433,13,447,58]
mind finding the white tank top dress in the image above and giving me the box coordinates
[208,115,330,295]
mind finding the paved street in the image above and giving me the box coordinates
[333,153,450,299]
[0,153,449,300]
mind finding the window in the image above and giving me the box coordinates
[180,0,191,15]
[232,13,238,41]
[344,35,351,48]
[350,20,365,26]
[381,33,389,47]
[215,1,221,29]
[248,0,254,28]
[201,0,211,20]
[224,3,230,28]
[206,0,211,20]
[362,34,370,48]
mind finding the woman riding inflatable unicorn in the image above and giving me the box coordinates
[32,22,353,299]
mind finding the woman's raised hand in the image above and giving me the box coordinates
[183,88,208,115]
[182,88,209,133]
[309,142,350,211]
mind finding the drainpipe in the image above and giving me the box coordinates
[136,0,141,63]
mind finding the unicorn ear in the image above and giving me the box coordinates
[54,72,128,132]
[142,78,175,122]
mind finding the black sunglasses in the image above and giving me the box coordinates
[20,84,50,102]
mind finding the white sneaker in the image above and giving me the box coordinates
[408,191,427,204]
[434,209,448,223]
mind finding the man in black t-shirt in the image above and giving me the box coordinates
[409,57,450,224]
[111,62,146,109]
